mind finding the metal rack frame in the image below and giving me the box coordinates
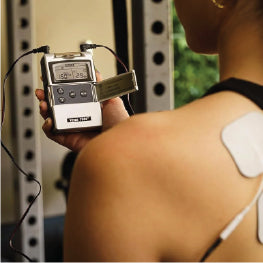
[4,0,174,261]
[6,0,44,261]
[132,0,174,113]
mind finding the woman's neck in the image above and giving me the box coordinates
[218,19,263,85]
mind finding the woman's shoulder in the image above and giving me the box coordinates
[76,91,263,261]
[84,87,261,160]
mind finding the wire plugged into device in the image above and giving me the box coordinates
[80,44,134,115]
[1,46,49,262]
[80,44,128,72]
[1,142,41,262]
[200,177,263,262]
[2,43,134,261]
[1,45,50,128]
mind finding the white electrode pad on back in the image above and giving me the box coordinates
[222,111,263,244]
[221,111,263,178]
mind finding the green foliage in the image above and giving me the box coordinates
[172,8,219,108]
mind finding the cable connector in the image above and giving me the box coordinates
[80,43,97,51]
[220,207,248,240]
[79,43,133,114]
[32,45,50,54]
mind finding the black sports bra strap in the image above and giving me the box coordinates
[204,78,263,109]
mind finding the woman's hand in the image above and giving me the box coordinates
[35,71,129,152]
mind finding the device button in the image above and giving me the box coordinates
[80,90,87,97]
[57,88,64,94]
[58,97,66,103]
[69,91,76,98]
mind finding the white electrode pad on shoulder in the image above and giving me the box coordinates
[221,111,263,178]
[258,192,263,244]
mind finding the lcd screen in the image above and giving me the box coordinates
[50,61,93,83]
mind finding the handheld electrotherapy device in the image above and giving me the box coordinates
[1,44,137,261]
[40,46,138,133]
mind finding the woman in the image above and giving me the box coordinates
[36,0,263,261]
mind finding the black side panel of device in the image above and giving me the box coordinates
[40,57,55,126]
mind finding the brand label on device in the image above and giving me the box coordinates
[67,116,91,122]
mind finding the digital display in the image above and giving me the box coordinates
[51,61,93,82]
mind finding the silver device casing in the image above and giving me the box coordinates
[41,51,102,133]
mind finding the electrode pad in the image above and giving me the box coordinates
[258,192,263,244]
[221,111,263,178]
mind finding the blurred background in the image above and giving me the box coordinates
[172,6,219,108]
[1,0,218,261]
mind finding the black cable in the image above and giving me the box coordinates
[1,141,41,262]
[2,44,131,261]
[96,44,134,115]
[81,44,128,72]
[112,0,135,116]
[97,44,128,72]
[80,43,135,115]
[1,46,49,261]
[2,50,32,127]
[200,237,222,262]
[1,46,50,127]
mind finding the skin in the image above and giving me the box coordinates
[35,71,129,152]
[36,0,263,261]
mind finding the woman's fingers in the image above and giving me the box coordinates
[35,89,49,119]
[42,117,64,144]
[41,117,96,152]
[42,117,52,134]
[39,100,49,119]
[35,89,45,101]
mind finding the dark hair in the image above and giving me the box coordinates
[256,1,263,19]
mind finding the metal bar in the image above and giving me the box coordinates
[132,0,174,113]
[6,0,45,261]
[112,0,129,74]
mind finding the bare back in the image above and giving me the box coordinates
[65,90,263,261]
[127,91,263,261]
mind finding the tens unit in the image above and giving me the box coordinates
[41,46,138,133]
[1,43,138,261]
[41,49,101,132]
